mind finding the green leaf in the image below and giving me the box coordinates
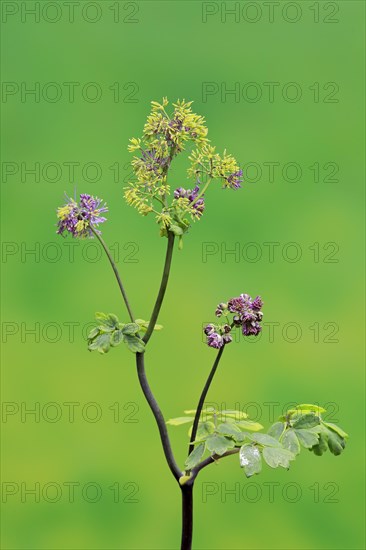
[267,422,286,440]
[281,429,301,455]
[167,416,195,426]
[95,312,109,322]
[295,429,319,449]
[232,432,247,444]
[123,334,145,353]
[249,433,282,447]
[323,422,349,439]
[185,443,205,469]
[217,422,242,437]
[107,313,119,326]
[219,410,248,420]
[135,319,163,332]
[87,326,100,339]
[110,329,124,346]
[205,434,235,456]
[170,224,184,236]
[311,432,328,456]
[239,444,262,477]
[184,407,215,416]
[262,447,296,469]
[95,312,119,329]
[236,420,264,432]
[194,421,215,441]
[292,413,320,429]
[288,403,326,415]
[121,323,140,335]
[326,429,346,456]
[88,332,111,354]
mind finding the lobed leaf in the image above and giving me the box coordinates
[249,433,282,448]
[239,444,262,477]
[185,443,205,469]
[262,447,296,469]
[205,434,235,456]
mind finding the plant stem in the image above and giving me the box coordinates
[180,484,193,550]
[135,352,182,481]
[188,346,225,456]
[190,176,212,206]
[142,231,175,344]
[191,448,239,480]
[91,227,135,323]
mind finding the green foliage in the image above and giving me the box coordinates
[87,313,148,354]
[169,403,348,477]
[167,407,264,471]
[238,403,348,478]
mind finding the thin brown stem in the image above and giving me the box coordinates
[135,352,182,481]
[188,346,225,456]
[91,226,135,323]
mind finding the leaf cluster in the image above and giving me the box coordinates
[87,313,162,354]
[167,404,348,475]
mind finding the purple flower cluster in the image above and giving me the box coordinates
[226,293,263,336]
[204,293,263,348]
[57,194,108,238]
[174,186,205,218]
[140,148,170,173]
[204,323,232,349]
[226,169,243,189]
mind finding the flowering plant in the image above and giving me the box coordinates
[56,99,348,550]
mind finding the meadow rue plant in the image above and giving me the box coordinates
[56,99,348,550]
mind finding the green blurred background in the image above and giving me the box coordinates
[1,1,365,548]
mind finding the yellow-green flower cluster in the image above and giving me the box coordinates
[188,145,243,190]
[124,98,242,240]
[143,98,208,151]
[124,98,209,228]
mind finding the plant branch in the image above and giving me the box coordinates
[189,448,240,483]
[135,352,182,481]
[142,231,175,344]
[91,226,135,323]
[188,346,225,455]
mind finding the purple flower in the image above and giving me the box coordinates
[57,194,108,238]
[140,148,169,173]
[174,185,205,218]
[215,302,227,317]
[242,321,262,336]
[203,322,233,349]
[223,333,233,344]
[205,293,263,347]
[204,324,215,336]
[251,296,263,311]
[207,332,224,349]
[226,169,243,190]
